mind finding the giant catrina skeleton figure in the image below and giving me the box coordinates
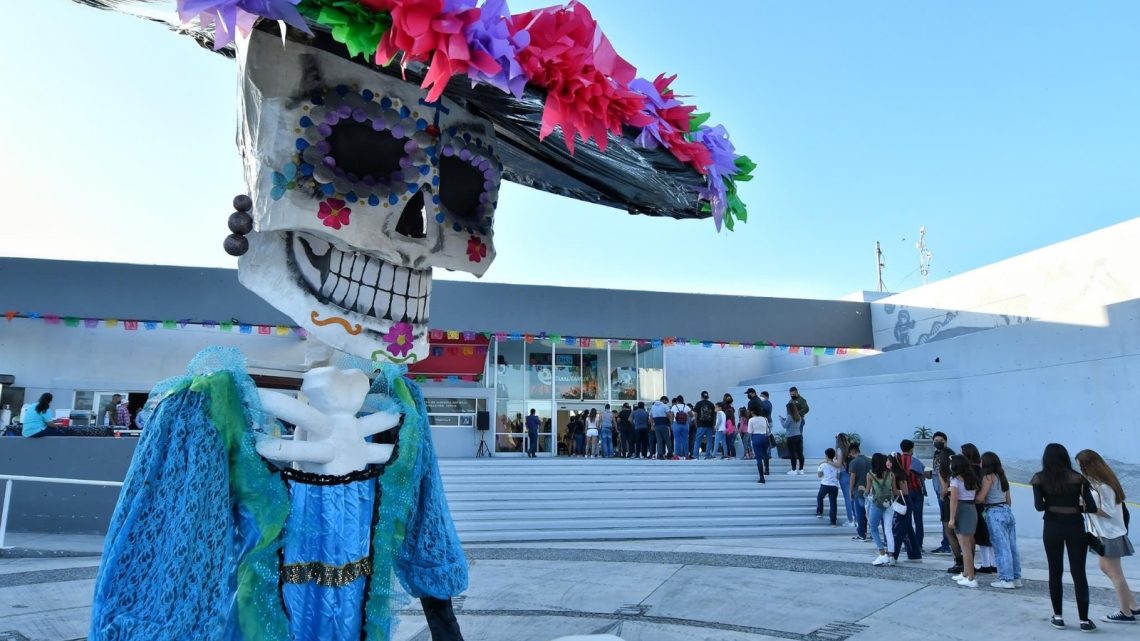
[80,2,753,640]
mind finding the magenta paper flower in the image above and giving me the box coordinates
[466,235,487,262]
[382,322,415,357]
[317,198,351,229]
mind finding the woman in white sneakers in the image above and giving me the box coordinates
[866,453,898,566]
[948,456,981,588]
[1076,449,1139,624]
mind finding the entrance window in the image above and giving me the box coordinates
[580,345,607,401]
[610,343,638,401]
[638,344,665,400]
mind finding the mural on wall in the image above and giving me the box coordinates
[875,304,1033,352]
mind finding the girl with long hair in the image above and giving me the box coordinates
[1075,449,1138,623]
[835,433,855,527]
[1032,443,1099,632]
[866,453,899,566]
[948,456,981,587]
[737,407,753,460]
[21,393,62,438]
[978,452,1021,589]
[959,443,996,574]
[723,403,737,459]
[585,408,600,458]
[780,402,805,474]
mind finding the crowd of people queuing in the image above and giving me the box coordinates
[554,387,1137,629]
[558,387,809,475]
[839,430,1136,630]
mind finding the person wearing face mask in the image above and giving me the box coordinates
[928,432,963,573]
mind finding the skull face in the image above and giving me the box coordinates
[236,30,499,363]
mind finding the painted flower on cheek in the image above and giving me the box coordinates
[466,235,487,262]
[381,322,415,357]
[317,198,351,229]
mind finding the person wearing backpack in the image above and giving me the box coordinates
[669,396,690,460]
[692,392,717,460]
[892,439,926,562]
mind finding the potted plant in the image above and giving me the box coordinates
[912,426,934,460]
[772,430,789,459]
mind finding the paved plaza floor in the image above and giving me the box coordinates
[3,531,1138,641]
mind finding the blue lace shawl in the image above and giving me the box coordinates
[89,347,467,641]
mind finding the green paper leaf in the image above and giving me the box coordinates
[688,112,712,132]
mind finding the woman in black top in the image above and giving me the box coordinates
[1031,443,1099,632]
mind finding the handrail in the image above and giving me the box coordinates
[0,474,123,550]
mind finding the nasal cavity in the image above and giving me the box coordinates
[396,190,426,239]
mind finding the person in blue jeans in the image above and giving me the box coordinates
[836,433,855,526]
[816,448,841,525]
[599,404,615,458]
[747,413,770,483]
[525,408,541,458]
[847,444,872,540]
[979,451,1022,589]
[692,392,717,460]
[669,396,690,459]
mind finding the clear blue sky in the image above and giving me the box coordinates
[3,1,1137,299]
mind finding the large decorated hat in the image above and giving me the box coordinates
[77,0,754,231]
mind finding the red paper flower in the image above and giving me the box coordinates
[511,1,650,153]
[318,198,351,229]
[373,0,496,102]
[466,235,487,262]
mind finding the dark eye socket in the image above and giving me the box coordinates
[438,155,486,222]
[326,121,407,183]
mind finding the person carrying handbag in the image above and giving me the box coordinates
[1076,449,1139,624]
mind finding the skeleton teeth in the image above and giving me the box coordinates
[416,295,425,324]
[379,262,395,291]
[330,250,343,275]
[390,292,408,322]
[408,273,420,298]
[350,256,365,282]
[321,273,339,298]
[362,257,380,287]
[345,282,360,310]
[332,277,350,306]
[358,286,376,314]
[373,290,392,319]
[394,268,409,296]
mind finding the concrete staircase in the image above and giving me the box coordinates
[439,457,945,543]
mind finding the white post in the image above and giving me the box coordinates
[0,479,12,550]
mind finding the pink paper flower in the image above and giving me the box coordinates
[510,1,651,153]
[373,0,492,102]
[381,322,415,357]
[466,235,487,262]
[317,198,351,229]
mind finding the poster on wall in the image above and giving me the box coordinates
[425,397,477,428]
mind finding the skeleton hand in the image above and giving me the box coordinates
[255,367,400,476]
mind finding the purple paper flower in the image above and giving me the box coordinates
[460,0,531,98]
[381,322,415,358]
[176,0,310,50]
[629,76,679,149]
[693,125,740,229]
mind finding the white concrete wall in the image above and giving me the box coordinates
[730,296,1140,468]
[871,217,1140,350]
[664,343,852,401]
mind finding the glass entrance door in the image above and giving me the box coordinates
[495,400,555,456]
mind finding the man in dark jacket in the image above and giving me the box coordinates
[692,392,717,459]
[789,387,809,429]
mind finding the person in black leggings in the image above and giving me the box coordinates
[780,401,805,473]
[1032,443,1099,632]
